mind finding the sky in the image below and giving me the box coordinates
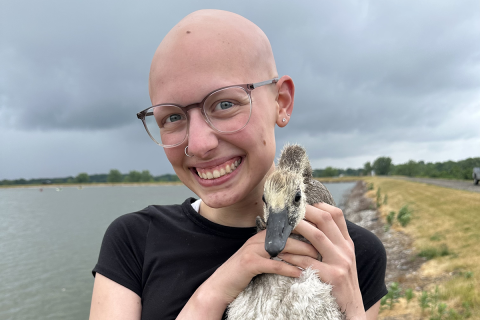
[1,0,479,180]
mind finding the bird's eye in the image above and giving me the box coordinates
[294,191,301,203]
[262,195,267,204]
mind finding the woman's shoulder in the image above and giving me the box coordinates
[108,198,196,233]
[346,219,385,253]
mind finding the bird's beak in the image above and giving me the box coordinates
[265,208,294,257]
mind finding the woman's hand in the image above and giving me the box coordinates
[176,230,319,319]
[278,203,366,320]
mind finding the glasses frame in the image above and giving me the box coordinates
[137,78,279,148]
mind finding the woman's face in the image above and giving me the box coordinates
[148,15,292,209]
[162,77,280,209]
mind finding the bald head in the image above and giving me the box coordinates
[149,10,278,104]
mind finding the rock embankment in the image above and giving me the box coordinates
[341,181,424,286]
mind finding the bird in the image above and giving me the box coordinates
[226,144,344,320]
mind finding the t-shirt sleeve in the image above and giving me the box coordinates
[92,209,151,297]
[347,220,388,311]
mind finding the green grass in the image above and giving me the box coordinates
[364,177,480,319]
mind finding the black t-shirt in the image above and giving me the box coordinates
[92,198,387,319]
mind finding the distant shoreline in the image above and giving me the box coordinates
[1,177,364,189]
[0,181,185,189]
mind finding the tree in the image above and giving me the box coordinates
[140,170,153,182]
[107,169,123,183]
[75,173,90,183]
[124,170,141,183]
[363,162,373,176]
[404,160,418,177]
[323,167,338,177]
[373,157,392,175]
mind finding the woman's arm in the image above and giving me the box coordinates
[89,273,142,320]
[176,230,319,319]
[177,203,382,320]
[366,301,380,320]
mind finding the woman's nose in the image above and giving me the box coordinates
[186,109,219,158]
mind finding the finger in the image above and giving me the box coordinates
[304,205,345,245]
[294,220,337,259]
[278,253,328,273]
[253,230,318,259]
[282,237,318,259]
[262,258,303,278]
[312,202,350,240]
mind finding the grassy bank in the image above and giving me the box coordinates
[314,176,364,183]
[365,177,480,319]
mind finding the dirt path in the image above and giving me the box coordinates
[390,176,480,193]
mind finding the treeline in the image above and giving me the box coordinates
[389,157,480,179]
[0,170,180,186]
[313,167,363,178]
[314,156,480,180]
[3,157,479,186]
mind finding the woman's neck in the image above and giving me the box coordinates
[198,167,274,227]
[199,187,265,227]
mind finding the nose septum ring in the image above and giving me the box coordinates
[185,146,193,157]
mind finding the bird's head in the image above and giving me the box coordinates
[263,168,306,257]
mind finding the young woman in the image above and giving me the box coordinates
[90,9,386,320]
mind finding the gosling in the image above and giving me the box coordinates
[227,144,344,320]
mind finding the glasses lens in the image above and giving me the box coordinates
[143,105,187,146]
[204,87,251,133]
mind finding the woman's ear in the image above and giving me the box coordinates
[275,75,295,127]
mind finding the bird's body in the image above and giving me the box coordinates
[227,144,343,320]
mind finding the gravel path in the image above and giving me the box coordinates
[389,176,480,193]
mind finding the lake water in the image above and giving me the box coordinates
[0,182,355,320]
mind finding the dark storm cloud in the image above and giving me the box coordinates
[268,1,480,141]
[1,0,175,130]
[2,1,479,135]
[1,0,479,181]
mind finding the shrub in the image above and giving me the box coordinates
[419,291,430,315]
[405,288,415,304]
[439,244,450,257]
[384,282,402,310]
[397,205,412,227]
[387,211,396,226]
[418,245,450,260]
[419,247,440,260]
[376,188,382,207]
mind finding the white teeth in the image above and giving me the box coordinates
[197,158,242,180]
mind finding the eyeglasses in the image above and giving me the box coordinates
[137,78,279,148]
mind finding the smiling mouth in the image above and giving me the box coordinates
[195,158,242,180]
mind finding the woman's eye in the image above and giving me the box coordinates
[165,114,183,123]
[214,101,235,110]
